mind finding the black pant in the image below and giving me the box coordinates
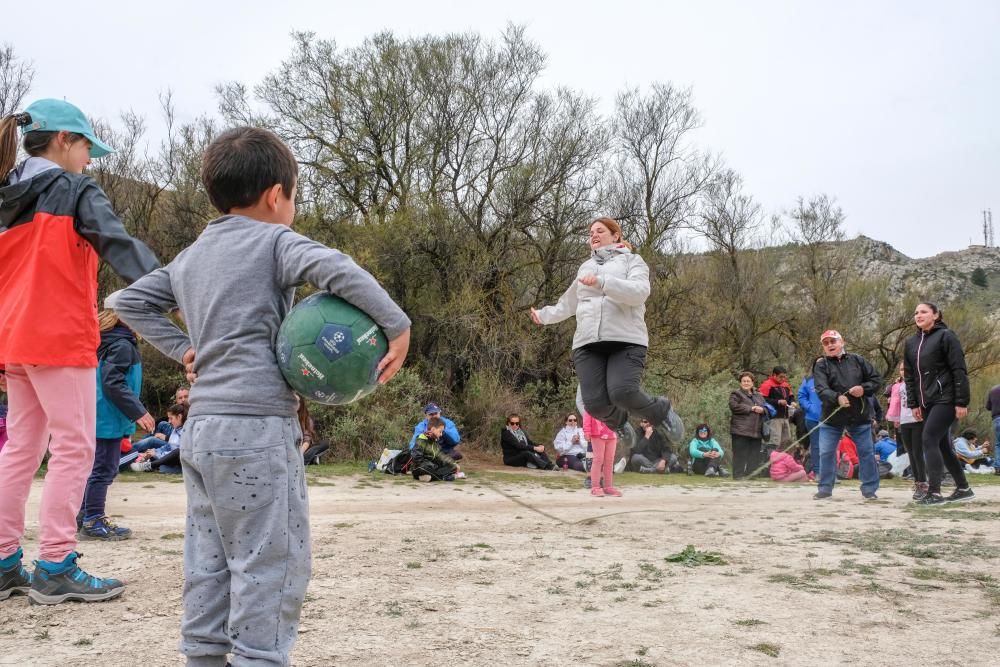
[898,422,926,482]
[921,403,969,493]
[151,447,182,470]
[730,435,761,479]
[504,450,554,469]
[573,341,667,430]
[81,437,123,519]
[691,457,719,475]
[556,454,587,471]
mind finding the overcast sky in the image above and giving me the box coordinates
[9,0,998,258]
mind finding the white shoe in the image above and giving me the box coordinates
[614,457,627,474]
[130,461,152,472]
[454,471,467,479]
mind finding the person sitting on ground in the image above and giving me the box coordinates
[411,417,463,481]
[409,403,462,460]
[688,423,725,477]
[953,430,993,468]
[130,384,190,453]
[501,413,556,470]
[873,430,898,462]
[631,417,672,473]
[297,395,330,465]
[553,413,588,471]
[129,403,187,473]
[769,449,808,482]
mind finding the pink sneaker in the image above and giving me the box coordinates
[591,487,605,497]
[603,487,623,497]
[807,471,816,482]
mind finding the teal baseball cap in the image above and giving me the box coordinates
[21,99,114,158]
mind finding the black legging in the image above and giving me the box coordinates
[921,403,969,493]
[150,448,181,470]
[898,422,925,483]
[730,435,761,479]
[503,450,554,469]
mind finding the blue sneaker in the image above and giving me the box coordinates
[80,516,132,541]
[0,548,33,600]
[29,552,125,605]
[655,397,685,446]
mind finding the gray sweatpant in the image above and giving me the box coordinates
[179,415,311,667]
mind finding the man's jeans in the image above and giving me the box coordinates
[817,423,878,496]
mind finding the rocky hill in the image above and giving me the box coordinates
[849,236,1000,319]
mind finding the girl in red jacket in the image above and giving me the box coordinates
[0,100,159,605]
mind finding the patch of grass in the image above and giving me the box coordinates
[405,562,421,569]
[72,637,92,646]
[546,586,567,595]
[160,532,184,540]
[839,559,877,576]
[333,522,355,528]
[749,642,780,657]
[766,572,833,592]
[733,618,767,627]
[583,603,598,612]
[665,545,727,567]
[809,527,996,560]
[384,601,403,617]
[33,630,50,640]
[615,661,654,667]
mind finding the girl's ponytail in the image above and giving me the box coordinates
[0,112,31,178]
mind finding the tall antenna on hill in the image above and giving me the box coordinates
[985,209,995,247]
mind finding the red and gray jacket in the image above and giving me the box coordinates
[0,164,160,368]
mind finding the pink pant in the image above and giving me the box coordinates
[773,469,809,482]
[590,436,617,490]
[0,364,96,561]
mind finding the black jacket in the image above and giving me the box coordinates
[903,323,969,408]
[813,352,883,427]
[634,429,670,461]
[500,427,539,461]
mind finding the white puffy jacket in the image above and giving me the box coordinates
[535,245,650,349]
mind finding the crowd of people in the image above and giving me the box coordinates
[0,97,997,667]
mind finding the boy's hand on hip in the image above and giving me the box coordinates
[378,328,411,385]
[182,348,198,384]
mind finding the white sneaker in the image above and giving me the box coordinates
[454,471,467,479]
[614,457,627,474]
[130,460,152,472]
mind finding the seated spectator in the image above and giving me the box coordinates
[128,403,187,473]
[500,414,556,470]
[297,395,330,465]
[553,413,587,471]
[769,449,808,482]
[631,418,671,473]
[411,417,464,481]
[130,384,191,453]
[953,430,993,468]
[409,403,462,460]
[688,423,725,477]
[837,432,860,479]
[874,430,898,462]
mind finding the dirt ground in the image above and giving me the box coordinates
[1,469,999,667]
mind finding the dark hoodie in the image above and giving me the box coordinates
[96,325,146,439]
[813,352,883,427]
[0,161,159,368]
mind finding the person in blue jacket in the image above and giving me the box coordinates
[80,292,155,541]
[408,403,462,460]
[797,360,823,480]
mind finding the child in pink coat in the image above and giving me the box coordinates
[583,409,621,497]
[769,449,808,482]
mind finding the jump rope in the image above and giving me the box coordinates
[478,405,846,526]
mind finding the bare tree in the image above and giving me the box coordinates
[0,44,34,117]
[606,83,716,250]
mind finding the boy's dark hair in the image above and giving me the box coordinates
[961,429,977,441]
[426,417,444,430]
[166,402,189,423]
[201,127,298,214]
[772,366,787,376]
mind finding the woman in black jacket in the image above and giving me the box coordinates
[728,372,768,479]
[500,414,556,469]
[903,302,975,504]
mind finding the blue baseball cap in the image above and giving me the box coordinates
[21,99,114,158]
[424,403,441,414]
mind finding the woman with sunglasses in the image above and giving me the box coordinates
[553,413,588,471]
[500,414,556,470]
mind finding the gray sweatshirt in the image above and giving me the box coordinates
[115,215,411,418]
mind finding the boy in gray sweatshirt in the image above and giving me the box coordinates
[116,127,411,667]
